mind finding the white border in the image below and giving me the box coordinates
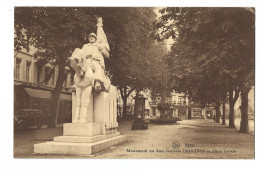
[1,0,259,173]
[12,0,256,7]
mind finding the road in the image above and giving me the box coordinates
[14,119,254,159]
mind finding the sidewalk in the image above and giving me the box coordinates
[221,118,254,134]
[14,119,254,159]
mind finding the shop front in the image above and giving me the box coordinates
[14,85,72,124]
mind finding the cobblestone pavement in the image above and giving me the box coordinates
[14,119,254,159]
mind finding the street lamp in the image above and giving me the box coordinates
[132,94,148,130]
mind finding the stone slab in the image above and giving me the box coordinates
[104,122,118,129]
[34,135,127,155]
[54,132,120,143]
[63,123,102,136]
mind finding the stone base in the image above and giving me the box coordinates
[35,85,126,156]
[34,135,127,155]
[132,120,148,130]
[63,123,102,136]
[34,124,127,155]
[54,132,120,143]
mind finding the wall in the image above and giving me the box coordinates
[14,51,36,84]
[14,49,73,124]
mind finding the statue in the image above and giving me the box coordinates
[69,17,111,123]
[34,18,127,156]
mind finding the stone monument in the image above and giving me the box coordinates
[34,17,126,155]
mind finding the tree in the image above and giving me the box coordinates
[15,7,99,127]
[15,7,165,125]
[162,45,228,123]
[222,97,226,125]
[224,69,254,132]
[96,8,167,118]
[149,50,172,118]
[156,8,254,132]
[228,87,240,128]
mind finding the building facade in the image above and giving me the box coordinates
[148,91,215,119]
[14,47,73,123]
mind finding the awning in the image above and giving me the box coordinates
[24,88,71,101]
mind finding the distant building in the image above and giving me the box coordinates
[14,47,73,123]
[148,91,215,119]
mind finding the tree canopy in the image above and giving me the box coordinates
[15,7,167,124]
[156,7,254,131]
[156,7,254,105]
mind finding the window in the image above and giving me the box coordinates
[44,66,50,85]
[152,107,156,116]
[183,96,187,105]
[44,66,55,86]
[15,58,21,79]
[26,61,31,82]
[178,96,183,105]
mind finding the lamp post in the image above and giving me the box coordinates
[132,94,148,130]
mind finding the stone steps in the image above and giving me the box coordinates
[54,132,120,143]
[34,134,127,155]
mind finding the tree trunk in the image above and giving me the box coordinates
[47,57,66,128]
[228,89,235,127]
[119,85,135,120]
[228,88,239,128]
[48,95,61,128]
[215,102,220,123]
[122,96,127,119]
[222,100,226,125]
[240,85,250,133]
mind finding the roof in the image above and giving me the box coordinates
[24,88,71,101]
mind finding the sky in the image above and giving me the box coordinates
[154,7,175,51]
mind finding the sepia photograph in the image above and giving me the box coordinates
[13,6,255,159]
[12,6,256,160]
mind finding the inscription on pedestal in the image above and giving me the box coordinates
[63,123,102,136]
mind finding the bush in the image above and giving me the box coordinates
[176,117,182,121]
[157,102,171,113]
[157,102,172,118]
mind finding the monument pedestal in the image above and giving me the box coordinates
[34,124,126,155]
[34,86,127,155]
